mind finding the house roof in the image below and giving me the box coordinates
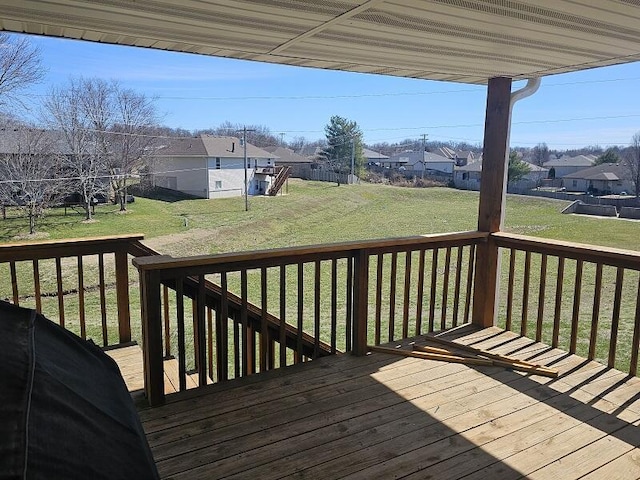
[456,161,483,173]
[455,159,546,173]
[543,155,596,168]
[155,137,208,157]
[298,145,324,159]
[4,2,640,85]
[362,148,389,160]
[0,128,73,155]
[263,146,311,164]
[522,161,547,172]
[389,151,454,166]
[157,135,276,159]
[563,163,630,181]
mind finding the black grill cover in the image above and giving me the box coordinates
[0,300,159,480]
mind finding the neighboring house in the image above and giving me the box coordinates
[389,151,455,174]
[439,147,476,166]
[152,135,278,198]
[378,154,409,169]
[453,160,483,190]
[454,159,547,191]
[362,148,389,166]
[298,145,325,164]
[263,146,313,177]
[562,163,633,195]
[543,154,596,179]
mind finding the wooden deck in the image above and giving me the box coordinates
[107,345,197,395]
[122,326,640,479]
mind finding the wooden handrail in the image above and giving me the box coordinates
[492,231,640,376]
[0,234,145,262]
[0,234,145,346]
[492,232,640,270]
[135,232,486,405]
[127,239,333,358]
[133,231,488,272]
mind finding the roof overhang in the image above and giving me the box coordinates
[2,1,640,84]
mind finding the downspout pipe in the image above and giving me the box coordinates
[510,77,541,112]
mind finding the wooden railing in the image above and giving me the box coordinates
[0,234,144,347]
[493,232,640,375]
[134,231,486,405]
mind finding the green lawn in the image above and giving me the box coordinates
[2,180,639,375]
[2,180,638,253]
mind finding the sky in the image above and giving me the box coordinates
[15,33,640,151]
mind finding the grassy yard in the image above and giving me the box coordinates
[2,180,638,253]
[1,180,639,375]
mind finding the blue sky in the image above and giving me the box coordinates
[18,34,640,150]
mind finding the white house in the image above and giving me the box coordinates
[152,135,279,198]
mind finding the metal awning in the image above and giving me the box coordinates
[1,1,640,84]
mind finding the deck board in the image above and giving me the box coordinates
[106,344,185,395]
[132,326,640,479]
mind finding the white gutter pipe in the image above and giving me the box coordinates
[510,77,541,112]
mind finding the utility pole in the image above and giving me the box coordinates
[350,138,355,185]
[421,133,427,179]
[237,126,256,212]
[279,132,285,146]
[242,126,248,211]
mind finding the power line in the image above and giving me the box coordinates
[22,76,640,102]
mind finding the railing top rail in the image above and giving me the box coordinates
[133,231,488,273]
[0,234,145,262]
[492,232,640,269]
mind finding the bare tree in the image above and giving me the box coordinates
[0,128,65,234]
[531,143,550,166]
[0,33,44,109]
[43,79,111,220]
[108,86,158,211]
[627,132,640,198]
[43,78,159,216]
[197,122,279,147]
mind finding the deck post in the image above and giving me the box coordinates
[115,248,132,344]
[352,249,369,355]
[139,269,165,406]
[472,77,513,327]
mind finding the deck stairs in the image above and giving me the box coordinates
[268,166,291,196]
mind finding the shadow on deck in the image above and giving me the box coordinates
[110,325,640,479]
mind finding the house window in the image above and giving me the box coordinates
[572,180,578,188]
[214,181,222,190]
[215,158,221,169]
[254,159,258,168]
[462,173,469,180]
[267,159,271,165]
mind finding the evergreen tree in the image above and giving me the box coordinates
[321,116,365,182]
[507,151,531,184]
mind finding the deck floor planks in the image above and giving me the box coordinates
[152,360,484,464]
[400,391,624,480]
[580,448,640,479]
[143,355,432,440]
[134,327,640,480]
[108,345,192,395]
[138,351,423,426]
[159,368,525,479]
[301,376,587,479]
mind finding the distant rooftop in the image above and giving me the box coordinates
[157,135,277,159]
